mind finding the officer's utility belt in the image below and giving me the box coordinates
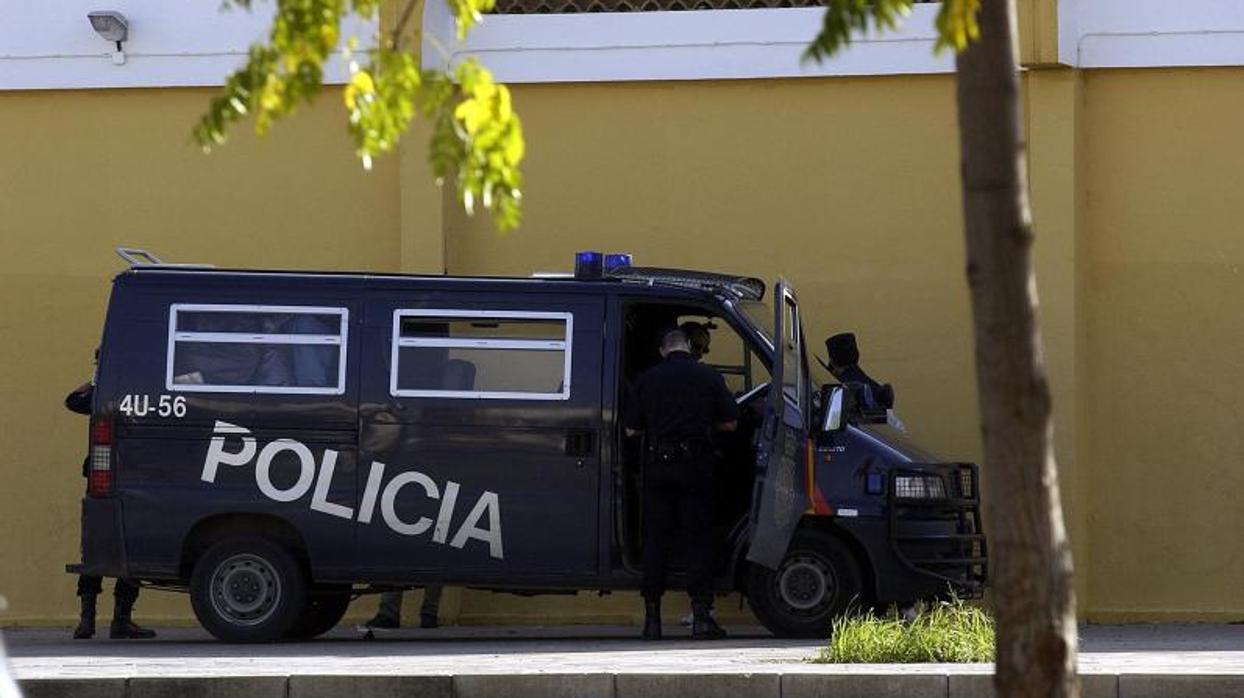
[647,437,712,464]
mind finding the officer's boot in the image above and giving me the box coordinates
[109,599,157,640]
[642,599,662,641]
[73,594,97,639]
[691,600,727,641]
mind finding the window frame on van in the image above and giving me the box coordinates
[165,303,350,395]
[389,308,574,401]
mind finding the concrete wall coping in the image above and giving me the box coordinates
[20,672,1244,698]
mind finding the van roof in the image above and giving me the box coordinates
[120,265,768,301]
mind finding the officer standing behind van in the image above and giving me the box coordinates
[364,585,443,630]
[825,332,892,410]
[65,381,156,640]
[625,328,738,641]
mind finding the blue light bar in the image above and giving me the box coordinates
[604,253,633,272]
[574,250,603,279]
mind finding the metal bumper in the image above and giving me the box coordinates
[887,464,988,597]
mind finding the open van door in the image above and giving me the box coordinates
[747,279,809,569]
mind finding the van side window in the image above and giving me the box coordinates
[167,304,348,394]
[391,310,572,400]
[780,293,803,408]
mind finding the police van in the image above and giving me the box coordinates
[69,248,986,642]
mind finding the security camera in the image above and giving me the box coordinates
[88,11,128,44]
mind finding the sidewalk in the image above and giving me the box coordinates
[7,624,1244,697]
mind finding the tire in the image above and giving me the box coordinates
[286,588,352,640]
[745,530,864,638]
[189,535,308,643]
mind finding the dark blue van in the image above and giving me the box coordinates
[70,249,986,642]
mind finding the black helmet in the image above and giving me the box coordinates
[826,332,859,366]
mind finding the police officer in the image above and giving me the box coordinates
[679,320,712,360]
[625,327,738,641]
[825,332,892,409]
[364,585,444,630]
[66,381,156,640]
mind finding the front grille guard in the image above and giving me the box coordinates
[887,464,988,596]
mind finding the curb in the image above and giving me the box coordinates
[19,673,1244,698]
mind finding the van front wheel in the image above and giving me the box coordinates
[190,536,307,643]
[745,531,863,638]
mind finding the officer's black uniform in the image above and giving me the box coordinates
[835,364,883,395]
[66,383,155,640]
[625,349,738,639]
[826,333,891,409]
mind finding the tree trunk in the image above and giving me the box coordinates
[952,2,1078,697]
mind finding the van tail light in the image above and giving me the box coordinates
[88,417,114,496]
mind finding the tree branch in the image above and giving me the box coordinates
[391,0,424,51]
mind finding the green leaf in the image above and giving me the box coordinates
[197,0,525,231]
[193,0,346,146]
[934,0,982,53]
[805,0,982,63]
[446,0,498,40]
[804,0,914,64]
[345,50,421,160]
[443,60,525,231]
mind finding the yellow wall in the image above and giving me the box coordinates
[4,66,1244,626]
[1024,68,1090,611]
[0,88,400,624]
[1079,68,1244,621]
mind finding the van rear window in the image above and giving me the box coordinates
[167,304,348,394]
[391,310,572,400]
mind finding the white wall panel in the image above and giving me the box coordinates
[8,1,1243,90]
[1070,0,1244,68]
[422,1,952,82]
[0,1,377,90]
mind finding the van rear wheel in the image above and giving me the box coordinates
[190,536,307,643]
[745,531,863,638]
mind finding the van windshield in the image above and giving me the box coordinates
[738,299,775,349]
[739,298,834,389]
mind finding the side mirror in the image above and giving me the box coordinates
[822,386,845,432]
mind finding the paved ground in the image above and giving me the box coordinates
[6,623,1244,679]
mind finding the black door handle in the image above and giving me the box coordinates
[565,429,595,457]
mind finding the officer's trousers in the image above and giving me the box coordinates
[77,575,140,605]
[641,457,718,604]
[377,585,443,621]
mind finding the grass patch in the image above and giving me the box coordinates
[813,598,995,663]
